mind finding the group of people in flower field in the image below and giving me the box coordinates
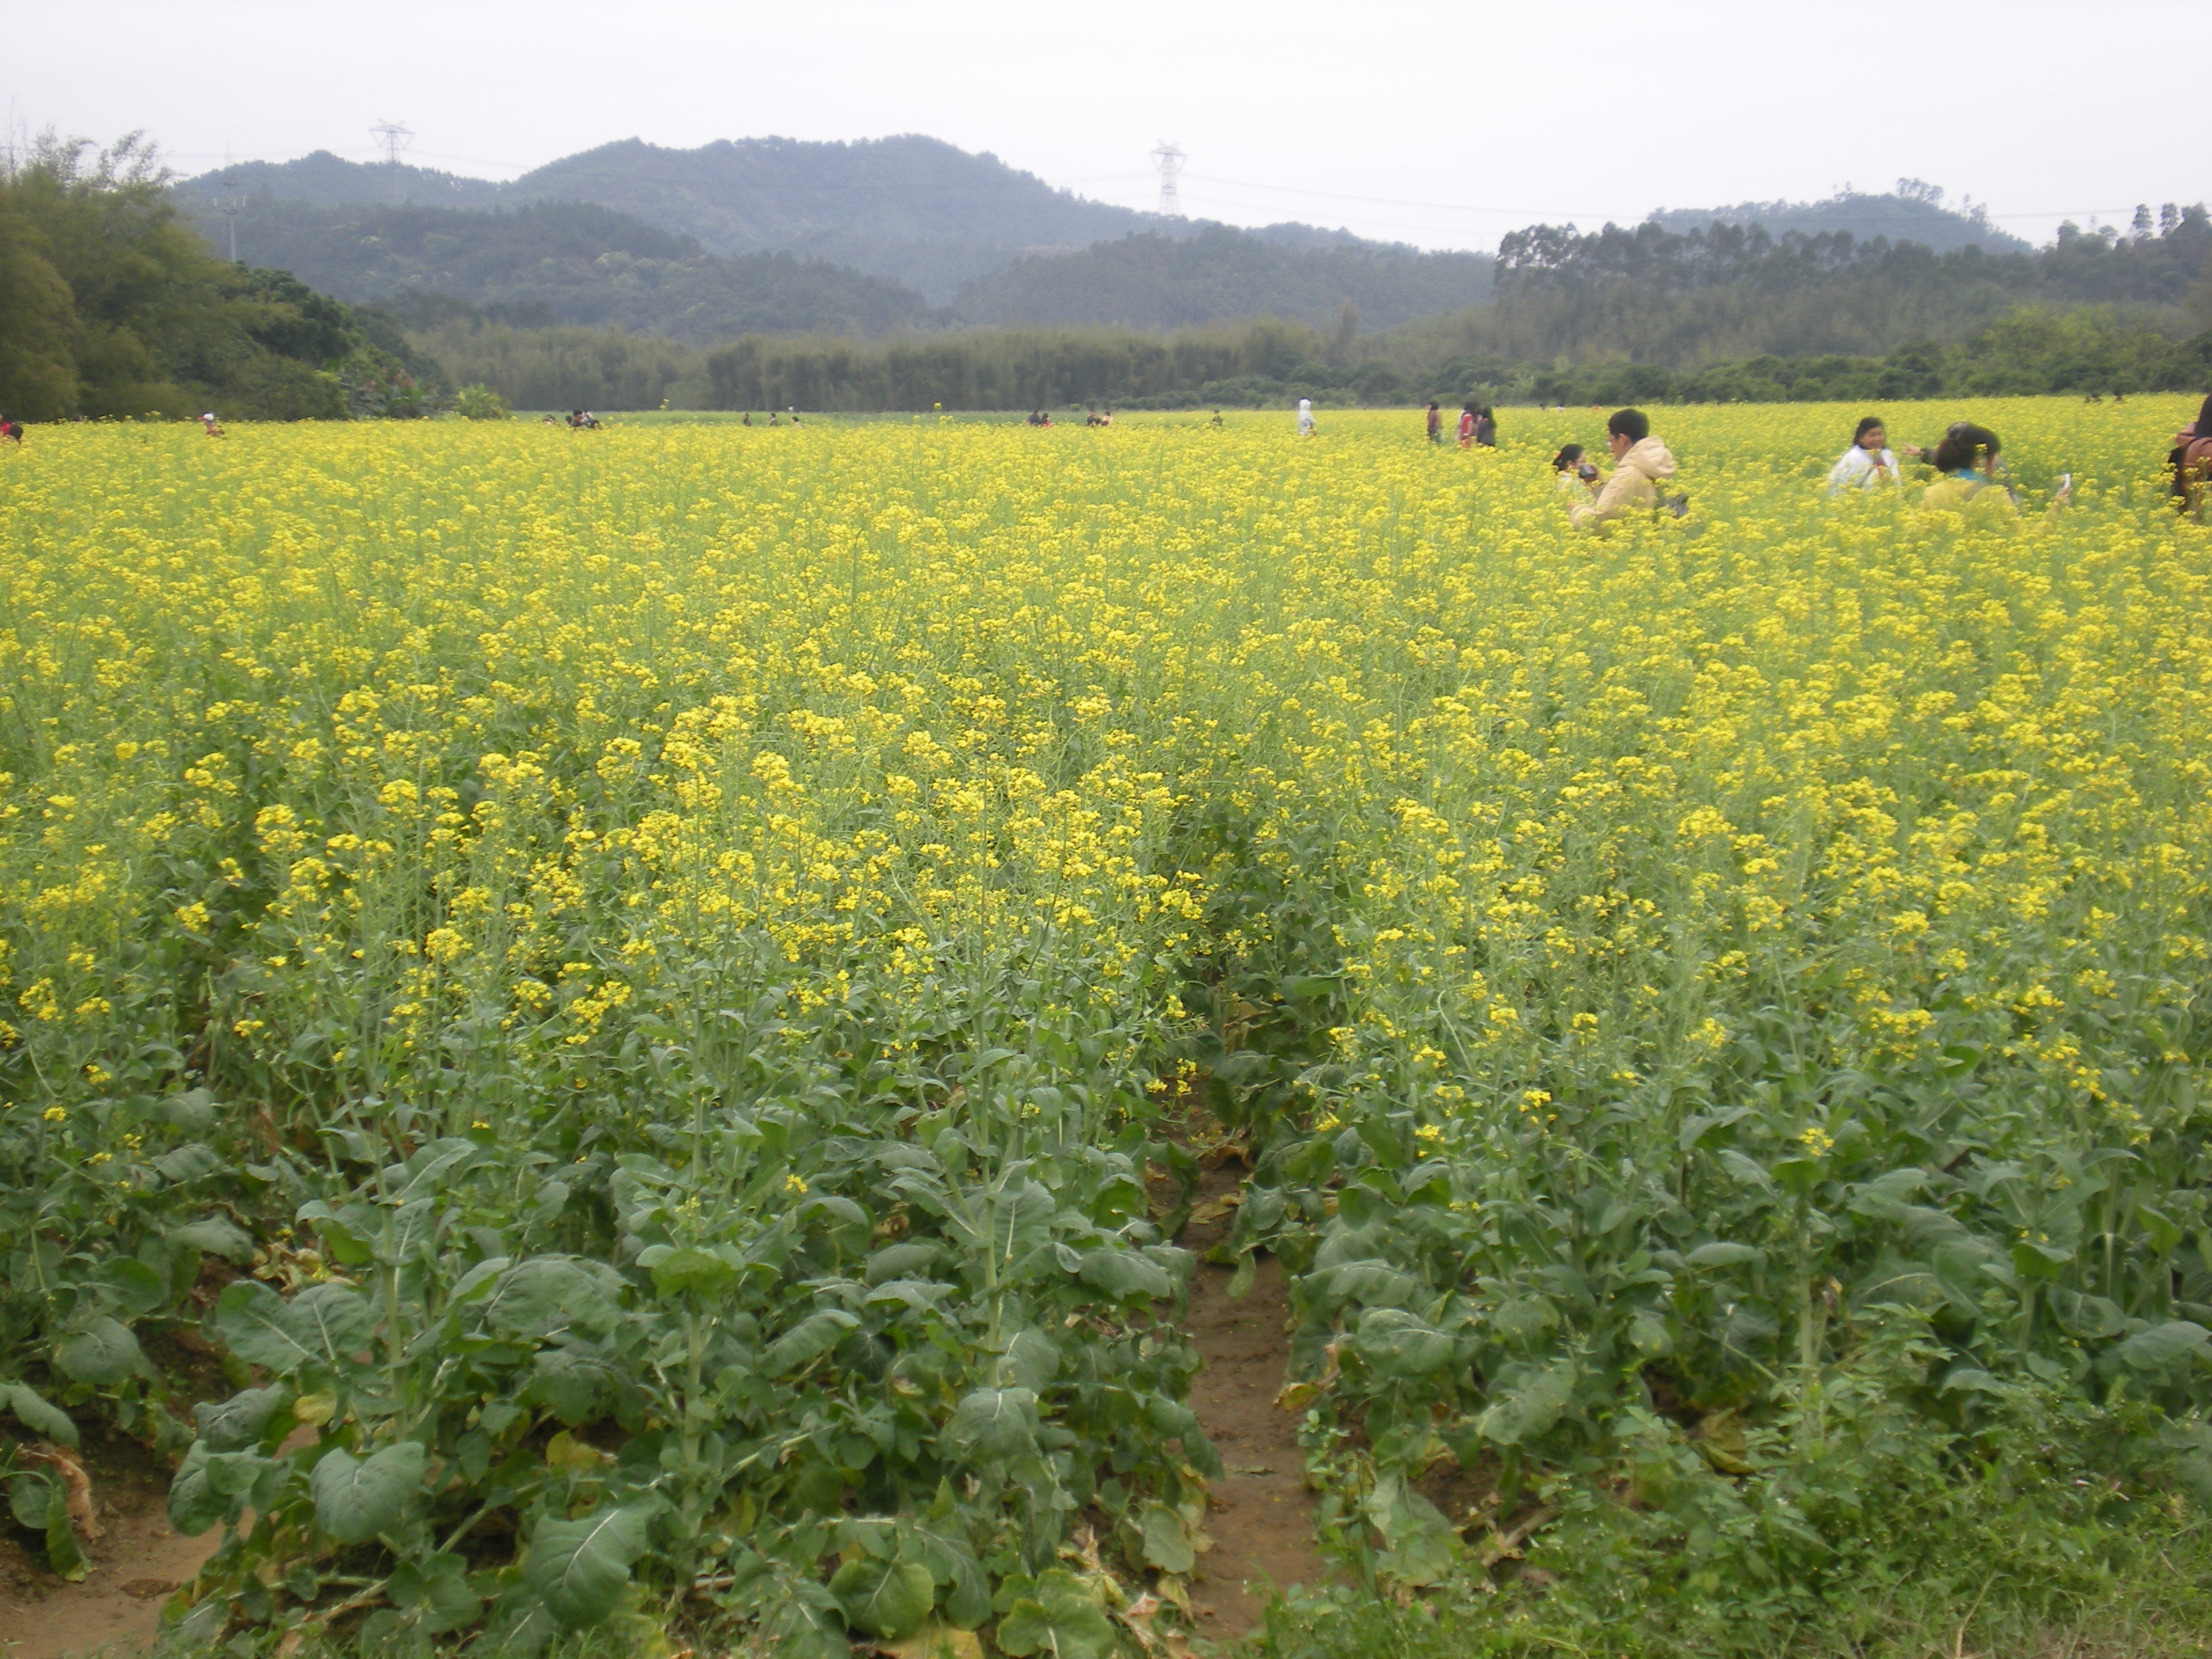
[1524,392,2212,529]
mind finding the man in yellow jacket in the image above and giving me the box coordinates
[1568,408,1682,529]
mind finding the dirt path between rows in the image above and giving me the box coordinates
[1,1418,219,1659]
[1175,1166,1330,1645]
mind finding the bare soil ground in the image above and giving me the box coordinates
[1172,1158,1330,1644]
[0,1417,219,1659]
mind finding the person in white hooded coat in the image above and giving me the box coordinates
[1569,408,1679,529]
[1827,417,1902,493]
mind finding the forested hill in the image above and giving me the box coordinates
[184,198,937,343]
[1650,181,2032,253]
[951,226,1494,331]
[180,136,1174,300]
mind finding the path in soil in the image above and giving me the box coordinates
[1172,1158,1330,1645]
[0,1417,220,1659]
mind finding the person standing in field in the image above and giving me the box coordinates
[1473,406,1498,447]
[1298,398,1315,437]
[1569,408,1683,529]
[1827,416,1902,492]
[1426,401,1442,444]
[1457,401,1476,449]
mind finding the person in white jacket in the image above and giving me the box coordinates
[1569,409,1683,529]
[1297,398,1315,437]
[1827,417,1902,493]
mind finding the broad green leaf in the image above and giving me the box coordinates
[2110,1320,2210,1371]
[161,1090,217,1133]
[1940,1364,2005,1395]
[764,1309,861,1374]
[528,1504,652,1629]
[388,1551,483,1635]
[830,1555,935,1639]
[1139,1500,1194,1573]
[2045,1286,2126,1339]
[647,1246,739,1301]
[942,1386,1040,1461]
[901,1525,989,1630]
[1686,1242,1763,1269]
[1004,1326,1062,1391]
[170,1216,255,1262]
[9,1472,54,1529]
[1475,1366,1572,1446]
[192,1385,287,1452]
[152,1142,223,1184]
[166,1443,227,1535]
[5,1384,79,1448]
[526,1347,623,1427]
[1621,1309,1671,1358]
[310,1441,426,1544]
[1076,1247,1172,1300]
[1490,1296,1559,1341]
[865,1242,943,1285]
[996,1588,1115,1659]
[1307,1260,1418,1308]
[96,1256,169,1317]
[1362,1472,1456,1585]
[216,1279,375,1376]
[1717,1149,1777,1192]
[55,1315,143,1385]
[46,1502,88,1581]
[478,1257,621,1338]
[1354,1308,1456,1377]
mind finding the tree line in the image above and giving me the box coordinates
[0,134,449,422]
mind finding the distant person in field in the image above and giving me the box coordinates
[1298,398,1315,437]
[2169,393,2212,518]
[1915,423,2070,514]
[1552,443,1598,493]
[741,411,752,426]
[1568,408,1684,529]
[1210,409,1224,428]
[1426,401,1442,444]
[1473,406,1498,447]
[0,414,22,444]
[199,411,224,437]
[1457,401,1476,449]
[1827,416,1902,493]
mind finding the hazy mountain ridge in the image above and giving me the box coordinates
[180,197,936,343]
[1650,183,2032,254]
[949,225,1494,331]
[180,136,1185,302]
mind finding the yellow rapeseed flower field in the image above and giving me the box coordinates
[1,398,2208,1648]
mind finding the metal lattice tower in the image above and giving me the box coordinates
[370,120,414,168]
[218,180,243,262]
[1151,143,1186,217]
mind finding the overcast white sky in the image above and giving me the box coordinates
[5,0,2203,250]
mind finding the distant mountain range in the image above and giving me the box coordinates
[1650,183,2032,255]
[173,136,1500,337]
[178,136,1178,302]
[172,138,2036,345]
